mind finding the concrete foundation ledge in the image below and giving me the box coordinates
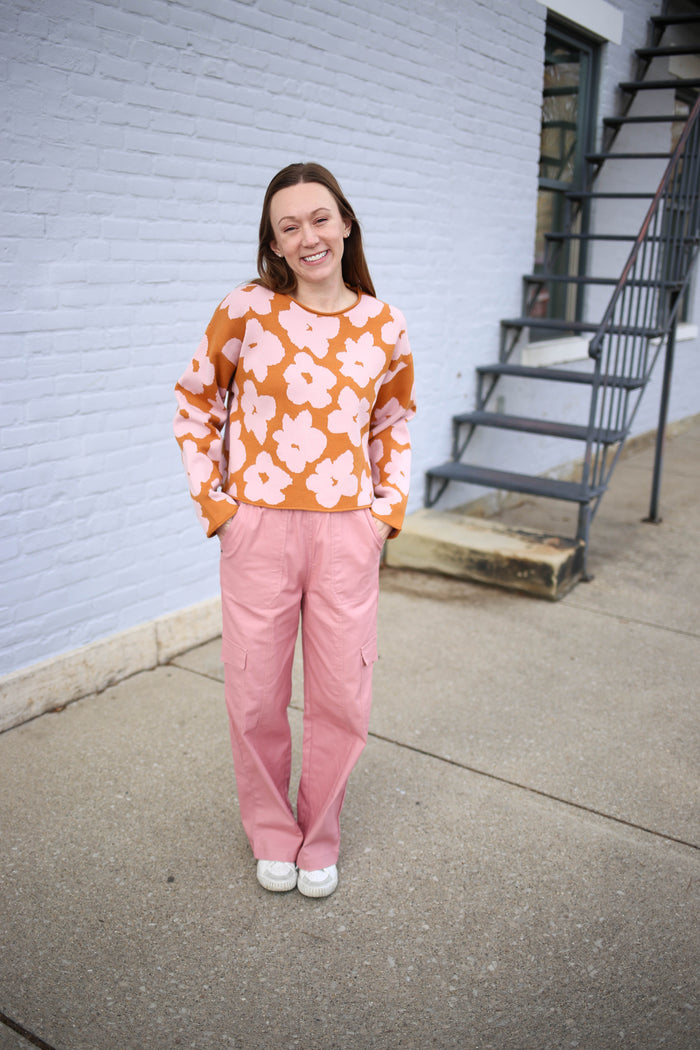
[386,509,583,600]
[0,596,221,733]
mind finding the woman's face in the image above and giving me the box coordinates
[269,182,351,294]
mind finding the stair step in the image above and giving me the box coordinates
[525,273,619,286]
[545,231,696,244]
[636,45,700,58]
[620,78,700,92]
[426,462,602,503]
[452,410,624,444]
[523,273,675,288]
[567,190,656,199]
[651,12,700,26]
[604,114,686,126]
[384,510,584,600]
[503,317,602,334]
[546,232,638,242]
[586,151,672,161]
[476,363,644,390]
[502,317,662,337]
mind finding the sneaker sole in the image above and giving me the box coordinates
[256,869,297,893]
[297,877,338,898]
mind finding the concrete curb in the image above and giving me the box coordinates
[0,596,221,733]
[386,509,584,599]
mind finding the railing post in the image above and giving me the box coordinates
[645,290,680,524]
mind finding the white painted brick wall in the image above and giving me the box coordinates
[1,0,698,678]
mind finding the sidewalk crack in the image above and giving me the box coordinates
[0,1012,58,1050]
[367,731,700,853]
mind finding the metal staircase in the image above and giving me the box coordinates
[425,6,700,581]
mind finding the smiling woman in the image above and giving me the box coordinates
[269,183,353,312]
[173,162,415,899]
[255,161,377,302]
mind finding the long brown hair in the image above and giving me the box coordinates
[254,163,376,298]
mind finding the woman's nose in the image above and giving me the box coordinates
[301,223,319,245]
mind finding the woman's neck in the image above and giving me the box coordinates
[292,279,358,314]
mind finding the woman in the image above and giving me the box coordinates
[174,163,415,897]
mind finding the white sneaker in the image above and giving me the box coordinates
[297,864,338,898]
[256,859,297,892]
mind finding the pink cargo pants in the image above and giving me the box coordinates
[219,503,383,871]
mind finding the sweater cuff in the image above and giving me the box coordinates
[205,500,238,538]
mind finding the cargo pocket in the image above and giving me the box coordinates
[356,636,378,728]
[221,639,261,730]
[221,638,247,669]
[361,637,378,668]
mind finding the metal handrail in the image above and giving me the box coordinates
[588,95,700,359]
[578,94,700,553]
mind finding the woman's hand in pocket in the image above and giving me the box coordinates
[217,515,235,545]
[372,518,392,543]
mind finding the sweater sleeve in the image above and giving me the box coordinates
[368,315,416,535]
[173,294,245,537]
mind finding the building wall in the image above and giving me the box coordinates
[1,0,697,682]
[487,0,700,487]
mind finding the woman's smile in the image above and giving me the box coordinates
[302,249,330,263]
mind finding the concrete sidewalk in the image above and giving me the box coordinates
[1,421,699,1050]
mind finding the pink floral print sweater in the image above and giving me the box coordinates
[174,284,416,537]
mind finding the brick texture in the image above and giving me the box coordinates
[1,0,697,675]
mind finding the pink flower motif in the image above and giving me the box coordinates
[240,379,277,444]
[221,285,273,318]
[348,295,384,328]
[243,319,285,382]
[224,418,246,475]
[272,410,327,473]
[372,494,401,516]
[381,318,404,345]
[338,333,386,386]
[278,305,340,357]
[306,451,359,508]
[383,355,410,384]
[358,472,374,502]
[369,437,384,485]
[371,396,402,435]
[181,439,216,496]
[184,337,216,395]
[386,448,411,494]
[283,352,336,409]
[221,337,242,366]
[249,285,275,315]
[243,451,292,505]
[328,388,370,447]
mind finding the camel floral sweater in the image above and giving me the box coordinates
[174,284,416,537]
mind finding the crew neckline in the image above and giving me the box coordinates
[286,288,362,316]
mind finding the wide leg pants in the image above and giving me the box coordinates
[219,503,383,871]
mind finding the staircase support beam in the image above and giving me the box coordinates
[645,292,680,525]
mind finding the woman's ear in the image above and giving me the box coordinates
[270,241,283,258]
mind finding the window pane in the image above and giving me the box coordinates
[539,43,581,184]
